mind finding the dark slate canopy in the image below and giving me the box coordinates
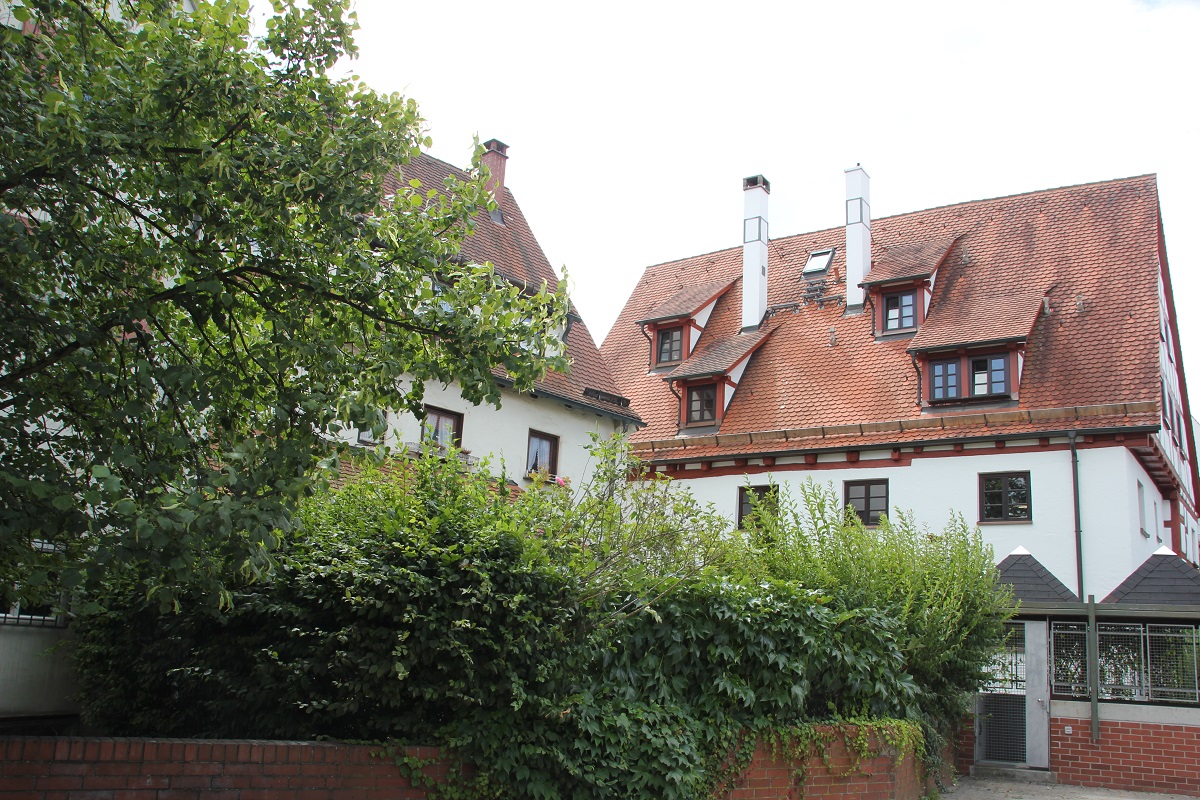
[996,547,1079,604]
[1103,547,1200,605]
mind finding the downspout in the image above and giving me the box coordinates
[639,323,653,371]
[1068,430,1084,600]
[909,354,923,408]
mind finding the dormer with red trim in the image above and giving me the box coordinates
[664,328,772,430]
[907,289,1046,407]
[860,236,959,337]
[637,279,736,370]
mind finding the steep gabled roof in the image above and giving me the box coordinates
[602,175,1163,450]
[997,547,1079,604]
[387,153,639,424]
[1103,547,1200,605]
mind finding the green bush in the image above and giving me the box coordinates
[73,446,1008,798]
[74,452,579,740]
[744,479,1013,729]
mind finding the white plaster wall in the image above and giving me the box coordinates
[345,381,628,488]
[670,443,1170,601]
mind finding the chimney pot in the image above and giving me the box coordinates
[481,138,509,207]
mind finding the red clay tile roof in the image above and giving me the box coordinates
[602,175,1166,451]
[636,279,736,324]
[861,236,959,285]
[388,153,639,423]
[667,328,772,382]
[909,289,1045,352]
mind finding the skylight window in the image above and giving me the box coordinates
[802,248,835,275]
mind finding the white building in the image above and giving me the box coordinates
[602,170,1197,602]
[345,141,640,486]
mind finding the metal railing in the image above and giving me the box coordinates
[1051,621,1199,704]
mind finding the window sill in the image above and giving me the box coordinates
[876,327,917,340]
[977,519,1033,526]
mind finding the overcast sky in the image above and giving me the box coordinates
[335,0,1199,406]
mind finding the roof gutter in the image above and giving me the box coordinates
[907,335,1028,355]
[494,378,645,427]
[638,424,1160,464]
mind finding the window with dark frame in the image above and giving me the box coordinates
[686,384,717,424]
[970,355,1008,396]
[737,485,778,529]
[526,430,559,476]
[422,406,463,448]
[844,479,889,526]
[657,326,683,364]
[979,472,1031,522]
[883,291,916,331]
[930,359,960,401]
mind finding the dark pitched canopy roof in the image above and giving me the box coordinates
[996,548,1079,603]
[1103,548,1200,605]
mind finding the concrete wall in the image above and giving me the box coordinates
[0,627,76,719]
[666,441,1176,600]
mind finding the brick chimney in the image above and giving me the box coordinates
[844,165,871,309]
[481,139,508,202]
[742,175,770,331]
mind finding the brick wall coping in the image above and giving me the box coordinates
[1052,699,1200,726]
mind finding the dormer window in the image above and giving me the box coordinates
[657,326,683,364]
[686,384,717,424]
[883,290,917,331]
[971,355,1008,396]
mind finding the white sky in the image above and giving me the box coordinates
[335,0,1200,403]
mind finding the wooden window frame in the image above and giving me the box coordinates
[969,353,1009,397]
[526,430,560,477]
[844,479,889,527]
[656,325,684,365]
[422,405,463,448]
[684,382,719,426]
[979,471,1032,523]
[737,485,778,529]
[929,358,960,401]
[882,290,917,332]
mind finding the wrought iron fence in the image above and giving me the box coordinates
[1051,621,1199,704]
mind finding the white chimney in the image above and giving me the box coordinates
[742,175,770,330]
[844,165,871,309]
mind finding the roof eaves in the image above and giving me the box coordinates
[907,334,1031,355]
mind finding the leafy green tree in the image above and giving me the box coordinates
[0,0,568,609]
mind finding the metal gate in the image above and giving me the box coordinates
[977,620,1049,769]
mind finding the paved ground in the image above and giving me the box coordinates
[944,776,1195,800]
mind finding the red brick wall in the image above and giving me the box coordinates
[1051,716,1200,797]
[954,714,975,776]
[0,737,455,799]
[721,727,928,800]
[2,729,934,800]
